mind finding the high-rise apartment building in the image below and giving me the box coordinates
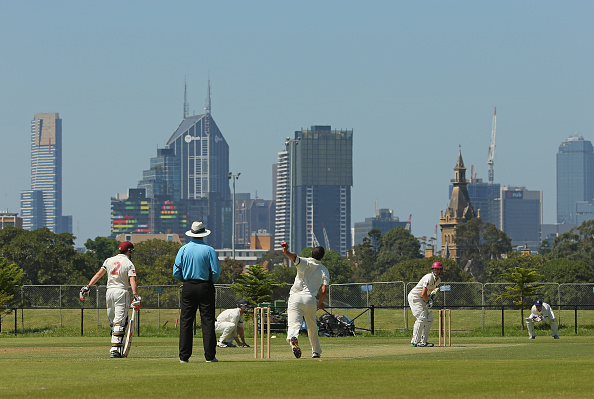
[557,135,594,224]
[275,125,353,256]
[21,113,71,233]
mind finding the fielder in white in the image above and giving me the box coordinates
[526,299,559,339]
[215,299,251,348]
[408,261,442,347]
[281,243,329,359]
[80,241,141,358]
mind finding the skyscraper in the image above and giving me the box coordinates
[557,135,594,224]
[112,83,230,248]
[500,186,542,250]
[21,113,71,233]
[275,125,353,256]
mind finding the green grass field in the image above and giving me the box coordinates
[2,334,594,398]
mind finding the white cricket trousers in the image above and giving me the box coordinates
[526,317,559,337]
[408,292,433,345]
[215,321,236,343]
[106,288,130,326]
[286,294,321,355]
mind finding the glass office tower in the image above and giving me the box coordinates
[20,113,71,233]
[276,125,353,255]
[557,135,594,224]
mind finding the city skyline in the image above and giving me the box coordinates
[2,2,594,247]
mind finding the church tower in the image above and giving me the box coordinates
[440,150,476,260]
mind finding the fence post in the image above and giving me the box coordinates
[370,305,375,335]
[501,306,505,337]
[81,307,84,337]
[575,305,578,335]
[14,308,17,336]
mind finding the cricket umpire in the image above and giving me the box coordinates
[174,221,221,363]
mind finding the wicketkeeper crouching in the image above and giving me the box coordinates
[80,241,141,358]
[525,299,559,340]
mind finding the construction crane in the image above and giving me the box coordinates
[308,226,320,247]
[487,107,497,185]
[322,224,331,250]
[405,214,412,232]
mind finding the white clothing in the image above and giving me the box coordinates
[286,256,329,355]
[289,256,329,297]
[106,288,130,326]
[102,254,137,290]
[215,308,243,343]
[409,272,440,300]
[408,272,440,345]
[287,295,321,355]
[526,302,559,337]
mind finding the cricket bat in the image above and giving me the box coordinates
[122,307,136,358]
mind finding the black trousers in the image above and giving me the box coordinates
[179,280,216,361]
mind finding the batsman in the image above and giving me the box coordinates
[80,241,141,358]
[408,261,442,347]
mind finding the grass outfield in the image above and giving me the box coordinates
[1,335,594,398]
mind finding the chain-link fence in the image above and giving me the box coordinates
[3,282,594,336]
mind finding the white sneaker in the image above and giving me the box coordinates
[217,342,228,348]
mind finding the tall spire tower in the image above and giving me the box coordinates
[440,150,476,260]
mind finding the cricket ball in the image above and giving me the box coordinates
[281,242,287,248]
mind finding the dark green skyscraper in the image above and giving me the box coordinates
[276,125,353,255]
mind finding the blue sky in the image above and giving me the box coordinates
[2,1,593,247]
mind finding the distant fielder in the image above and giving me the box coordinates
[80,241,141,358]
[408,261,442,347]
[526,299,559,340]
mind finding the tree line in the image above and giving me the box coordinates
[2,219,594,310]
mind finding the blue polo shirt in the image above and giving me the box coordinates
[173,239,221,283]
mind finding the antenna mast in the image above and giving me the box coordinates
[205,78,211,114]
[487,107,497,185]
[183,77,189,119]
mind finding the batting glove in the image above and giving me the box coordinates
[427,300,433,309]
[131,295,142,310]
[79,286,89,301]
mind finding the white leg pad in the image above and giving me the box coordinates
[422,321,432,343]
[111,324,125,347]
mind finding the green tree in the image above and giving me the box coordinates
[377,257,472,283]
[131,239,182,286]
[484,252,547,283]
[495,267,543,330]
[0,257,24,311]
[0,227,95,284]
[83,236,120,266]
[351,227,422,282]
[538,239,551,256]
[539,258,594,283]
[257,250,287,270]
[549,231,581,260]
[218,257,245,284]
[455,218,512,282]
[231,264,286,305]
